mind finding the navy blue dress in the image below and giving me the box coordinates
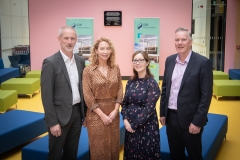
[121,78,161,160]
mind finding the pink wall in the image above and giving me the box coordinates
[29,0,192,76]
[224,0,237,72]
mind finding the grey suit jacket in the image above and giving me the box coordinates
[160,51,213,129]
[41,51,86,127]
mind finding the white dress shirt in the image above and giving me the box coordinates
[60,50,81,105]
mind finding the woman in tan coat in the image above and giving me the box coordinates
[82,37,123,160]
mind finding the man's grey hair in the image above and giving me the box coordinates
[175,27,192,40]
[58,26,77,37]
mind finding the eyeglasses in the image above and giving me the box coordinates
[132,59,145,64]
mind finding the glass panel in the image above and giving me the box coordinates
[192,0,226,71]
[210,0,226,71]
[0,0,30,69]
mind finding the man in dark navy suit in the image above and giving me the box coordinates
[160,27,213,160]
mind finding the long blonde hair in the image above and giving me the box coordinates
[89,37,116,68]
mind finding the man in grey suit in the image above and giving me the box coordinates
[41,26,86,160]
[160,27,213,160]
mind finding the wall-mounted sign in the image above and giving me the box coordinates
[104,11,122,26]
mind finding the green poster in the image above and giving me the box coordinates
[66,18,93,63]
[134,18,160,83]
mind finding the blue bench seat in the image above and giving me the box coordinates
[22,113,125,160]
[229,69,240,80]
[0,58,20,84]
[0,110,47,154]
[160,113,228,160]
[22,127,90,160]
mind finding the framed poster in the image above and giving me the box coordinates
[66,18,93,64]
[134,18,160,83]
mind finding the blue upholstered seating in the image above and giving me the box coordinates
[22,127,90,160]
[120,113,125,145]
[22,113,126,160]
[160,113,228,160]
[0,58,19,84]
[229,69,240,80]
[0,110,47,154]
[8,55,30,76]
[19,54,30,65]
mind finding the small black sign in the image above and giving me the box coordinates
[104,11,122,26]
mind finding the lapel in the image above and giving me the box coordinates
[56,51,71,88]
[168,54,177,84]
[74,54,83,83]
[73,54,82,76]
[179,52,196,90]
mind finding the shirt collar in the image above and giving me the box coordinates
[60,49,75,63]
[176,50,192,64]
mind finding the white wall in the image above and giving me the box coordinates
[0,0,29,67]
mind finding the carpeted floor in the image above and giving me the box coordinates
[0,80,240,160]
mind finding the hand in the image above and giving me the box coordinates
[189,123,201,134]
[82,118,87,127]
[160,117,166,126]
[50,124,61,137]
[100,113,112,125]
[108,109,118,121]
[124,119,135,133]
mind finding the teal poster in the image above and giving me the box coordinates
[134,18,160,83]
[66,18,93,64]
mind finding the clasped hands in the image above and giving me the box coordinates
[124,119,135,133]
[100,109,118,125]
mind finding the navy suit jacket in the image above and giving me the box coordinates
[160,51,213,129]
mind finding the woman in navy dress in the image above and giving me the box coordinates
[121,50,161,160]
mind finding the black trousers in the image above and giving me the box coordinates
[48,104,82,160]
[166,109,203,160]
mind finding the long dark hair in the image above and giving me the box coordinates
[131,50,154,80]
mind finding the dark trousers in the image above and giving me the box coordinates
[48,104,82,160]
[166,109,203,160]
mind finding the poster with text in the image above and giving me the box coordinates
[66,18,93,64]
[134,18,160,83]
